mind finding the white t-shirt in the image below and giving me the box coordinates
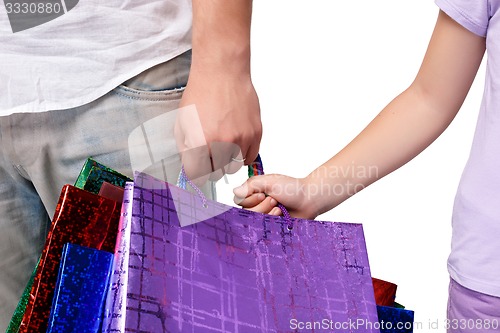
[0,0,192,115]
[435,0,500,297]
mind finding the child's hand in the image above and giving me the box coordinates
[233,174,320,219]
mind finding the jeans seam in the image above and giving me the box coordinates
[112,86,185,102]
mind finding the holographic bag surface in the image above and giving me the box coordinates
[7,158,127,333]
[102,171,380,333]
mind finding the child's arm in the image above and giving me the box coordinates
[233,10,486,219]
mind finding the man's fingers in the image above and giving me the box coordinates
[175,104,213,184]
[244,141,260,166]
[180,145,212,185]
[210,141,243,179]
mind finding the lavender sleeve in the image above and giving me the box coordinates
[435,0,489,37]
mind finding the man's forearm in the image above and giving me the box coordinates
[179,0,261,177]
[191,0,253,75]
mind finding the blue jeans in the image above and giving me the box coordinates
[0,50,215,330]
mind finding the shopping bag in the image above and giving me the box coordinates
[74,157,132,193]
[377,306,414,333]
[372,277,398,307]
[102,171,379,332]
[102,182,134,333]
[8,159,128,333]
[18,185,118,333]
[46,243,114,333]
[372,277,414,332]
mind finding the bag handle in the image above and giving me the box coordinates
[178,154,292,225]
[246,155,291,223]
[177,166,209,208]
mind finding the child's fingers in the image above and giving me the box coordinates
[268,207,282,216]
[234,192,265,207]
[245,196,278,214]
[233,175,271,198]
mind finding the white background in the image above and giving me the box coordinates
[216,1,486,331]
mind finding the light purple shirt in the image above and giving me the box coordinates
[436,0,500,297]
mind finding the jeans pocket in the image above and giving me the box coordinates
[114,50,191,101]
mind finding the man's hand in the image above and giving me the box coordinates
[178,68,261,181]
[176,0,261,183]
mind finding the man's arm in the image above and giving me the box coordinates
[177,0,261,181]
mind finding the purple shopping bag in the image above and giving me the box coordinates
[102,171,379,333]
